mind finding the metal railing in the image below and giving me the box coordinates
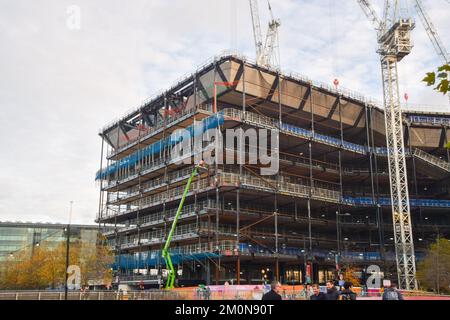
[409,115,450,126]
[107,105,211,158]
[414,148,450,172]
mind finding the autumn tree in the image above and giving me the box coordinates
[0,238,113,290]
[341,265,362,287]
[417,238,450,295]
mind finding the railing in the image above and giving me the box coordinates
[104,171,342,220]
[225,108,369,155]
[409,115,450,126]
[414,148,450,172]
[107,105,211,158]
[2,289,449,301]
[108,166,197,204]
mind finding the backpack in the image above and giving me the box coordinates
[385,290,399,300]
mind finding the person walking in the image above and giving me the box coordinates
[262,280,282,301]
[338,282,357,300]
[382,282,404,301]
[310,284,326,300]
[325,280,340,300]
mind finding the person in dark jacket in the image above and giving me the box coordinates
[262,281,282,301]
[382,282,404,300]
[325,280,340,300]
[310,284,326,300]
[338,282,357,300]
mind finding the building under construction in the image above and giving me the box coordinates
[96,53,450,287]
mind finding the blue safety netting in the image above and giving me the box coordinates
[112,251,221,269]
[342,196,450,208]
[409,115,450,126]
[281,123,369,154]
[96,112,225,180]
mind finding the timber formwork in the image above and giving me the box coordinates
[96,53,450,287]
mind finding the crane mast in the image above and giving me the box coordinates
[357,0,418,290]
[249,0,280,68]
[249,0,264,62]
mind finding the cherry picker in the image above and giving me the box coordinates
[162,161,209,289]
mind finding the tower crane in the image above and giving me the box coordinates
[413,0,449,65]
[413,0,450,104]
[357,0,417,290]
[249,0,281,68]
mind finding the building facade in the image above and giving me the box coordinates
[0,222,100,274]
[96,53,450,287]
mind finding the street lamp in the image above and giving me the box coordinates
[335,211,351,274]
[64,201,73,301]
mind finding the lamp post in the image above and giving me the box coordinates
[335,211,351,275]
[64,201,73,300]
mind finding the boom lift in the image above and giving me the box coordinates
[162,161,209,289]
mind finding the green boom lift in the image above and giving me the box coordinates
[162,162,208,289]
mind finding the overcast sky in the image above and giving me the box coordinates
[0,0,449,225]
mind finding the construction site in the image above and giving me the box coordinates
[95,0,450,291]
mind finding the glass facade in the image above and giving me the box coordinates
[0,222,100,273]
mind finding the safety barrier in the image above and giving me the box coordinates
[414,148,450,172]
[342,196,450,208]
[107,106,203,158]
[96,112,224,181]
[409,115,450,127]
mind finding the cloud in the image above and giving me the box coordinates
[0,0,449,224]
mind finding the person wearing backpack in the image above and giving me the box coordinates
[382,282,404,301]
[338,281,357,301]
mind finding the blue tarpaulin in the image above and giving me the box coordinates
[96,112,224,180]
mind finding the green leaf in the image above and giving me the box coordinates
[436,79,450,95]
[445,142,450,150]
[437,64,450,72]
[422,72,436,86]
[437,72,448,79]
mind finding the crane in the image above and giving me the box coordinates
[162,162,209,289]
[413,0,449,65]
[249,0,281,68]
[357,0,417,290]
[413,0,450,104]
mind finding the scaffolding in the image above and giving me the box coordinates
[96,53,450,287]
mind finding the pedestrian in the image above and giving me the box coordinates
[338,282,357,300]
[310,284,326,300]
[304,284,314,299]
[204,286,211,300]
[382,281,404,301]
[325,280,340,300]
[262,280,282,300]
[84,286,90,300]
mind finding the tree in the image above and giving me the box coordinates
[417,238,450,294]
[0,237,113,290]
[423,64,450,95]
[341,265,362,287]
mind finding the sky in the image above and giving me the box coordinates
[0,0,449,225]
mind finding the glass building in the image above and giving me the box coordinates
[0,222,100,274]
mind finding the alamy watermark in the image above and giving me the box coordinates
[66,5,81,30]
[171,127,279,176]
